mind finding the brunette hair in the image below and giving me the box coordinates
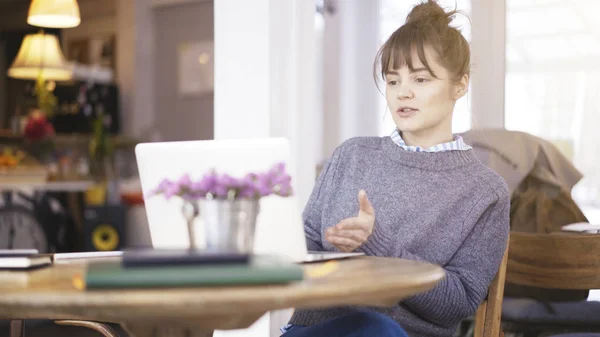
[374,0,470,83]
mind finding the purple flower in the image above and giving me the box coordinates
[269,162,285,176]
[238,185,256,198]
[273,173,291,185]
[270,170,292,196]
[238,174,259,198]
[254,173,272,196]
[164,181,181,199]
[277,181,293,197]
[219,174,239,188]
[192,172,218,195]
[258,183,272,197]
[148,178,172,196]
[148,161,293,201]
[177,174,192,187]
[213,174,239,198]
[244,172,258,181]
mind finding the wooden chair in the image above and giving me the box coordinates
[501,232,600,336]
[473,241,509,337]
[505,232,600,290]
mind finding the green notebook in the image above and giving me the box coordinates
[83,255,304,289]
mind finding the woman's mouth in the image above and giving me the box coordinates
[396,108,418,118]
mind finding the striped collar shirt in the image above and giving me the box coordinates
[390,129,472,152]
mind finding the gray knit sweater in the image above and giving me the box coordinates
[288,136,510,337]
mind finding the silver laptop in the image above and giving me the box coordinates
[304,251,363,263]
[135,137,363,263]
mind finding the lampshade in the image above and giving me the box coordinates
[8,33,72,81]
[27,0,81,28]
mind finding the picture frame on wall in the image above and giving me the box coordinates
[177,40,214,97]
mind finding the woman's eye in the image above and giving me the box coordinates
[388,80,398,85]
[415,78,428,83]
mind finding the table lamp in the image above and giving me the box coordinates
[27,0,81,29]
[7,31,73,116]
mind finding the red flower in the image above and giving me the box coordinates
[24,112,54,142]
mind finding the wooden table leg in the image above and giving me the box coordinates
[10,320,24,337]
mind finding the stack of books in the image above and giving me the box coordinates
[79,249,304,290]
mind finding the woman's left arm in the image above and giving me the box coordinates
[399,186,510,328]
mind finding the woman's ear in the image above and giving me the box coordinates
[454,74,469,100]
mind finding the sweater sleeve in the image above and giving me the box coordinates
[302,146,344,252]
[399,186,510,328]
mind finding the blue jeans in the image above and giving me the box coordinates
[280,311,409,337]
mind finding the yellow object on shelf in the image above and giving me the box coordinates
[85,183,107,205]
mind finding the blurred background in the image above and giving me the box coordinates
[1,1,600,337]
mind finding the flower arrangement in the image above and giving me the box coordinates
[149,162,293,201]
[23,109,55,162]
[24,109,55,143]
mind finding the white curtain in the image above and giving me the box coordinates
[572,72,600,209]
[505,70,600,221]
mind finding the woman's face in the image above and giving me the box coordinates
[385,46,468,140]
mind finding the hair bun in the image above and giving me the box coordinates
[406,0,454,27]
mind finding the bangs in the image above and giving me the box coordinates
[376,23,440,80]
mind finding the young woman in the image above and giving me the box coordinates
[281,1,510,336]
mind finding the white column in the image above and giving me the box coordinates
[470,0,506,129]
[213,0,270,140]
[322,0,381,158]
[116,0,156,138]
[214,1,318,336]
[322,2,341,158]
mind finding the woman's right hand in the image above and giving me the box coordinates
[325,190,375,252]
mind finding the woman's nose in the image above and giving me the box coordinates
[397,85,414,100]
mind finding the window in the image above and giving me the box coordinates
[378,0,472,136]
[505,0,600,222]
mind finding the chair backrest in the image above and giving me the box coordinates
[506,231,600,290]
[473,241,509,337]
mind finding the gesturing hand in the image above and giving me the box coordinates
[325,190,375,252]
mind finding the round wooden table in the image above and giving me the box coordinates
[0,256,445,337]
